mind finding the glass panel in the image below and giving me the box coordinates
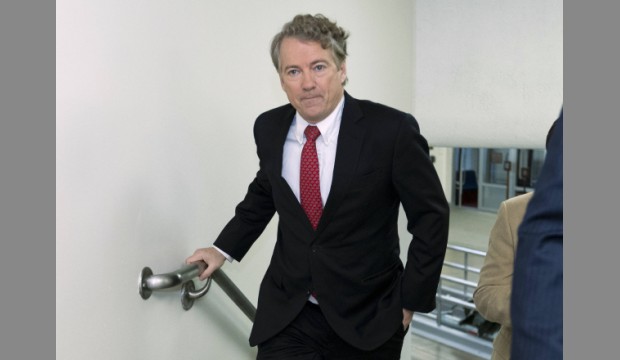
[530,149,546,187]
[453,148,480,207]
[516,149,532,187]
[484,149,510,185]
[480,186,506,210]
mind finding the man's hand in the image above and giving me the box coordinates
[185,247,226,280]
[402,308,414,331]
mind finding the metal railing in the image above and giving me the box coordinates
[411,244,493,359]
[138,262,256,322]
[436,244,486,326]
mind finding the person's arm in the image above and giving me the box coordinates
[393,114,450,313]
[473,201,515,326]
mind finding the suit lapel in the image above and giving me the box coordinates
[318,93,365,233]
[271,106,299,204]
[269,94,366,235]
[268,106,317,232]
[271,106,295,179]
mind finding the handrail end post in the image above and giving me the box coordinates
[139,267,154,300]
[181,281,196,310]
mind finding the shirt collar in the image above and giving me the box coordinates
[293,96,345,146]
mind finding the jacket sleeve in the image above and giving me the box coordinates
[213,119,277,261]
[473,201,515,326]
[393,114,450,312]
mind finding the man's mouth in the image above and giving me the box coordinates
[301,95,321,102]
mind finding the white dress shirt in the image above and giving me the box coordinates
[215,96,345,269]
[281,97,344,205]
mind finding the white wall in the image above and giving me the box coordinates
[57,1,414,359]
[57,1,562,358]
[414,0,563,148]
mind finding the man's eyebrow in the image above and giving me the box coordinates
[282,65,300,72]
[282,59,330,72]
[310,59,329,66]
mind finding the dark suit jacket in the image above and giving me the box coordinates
[214,92,449,350]
[511,111,563,359]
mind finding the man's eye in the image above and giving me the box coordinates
[287,69,300,76]
[314,65,326,71]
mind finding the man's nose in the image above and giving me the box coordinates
[301,72,315,90]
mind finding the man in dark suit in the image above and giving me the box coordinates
[511,110,563,360]
[187,14,449,359]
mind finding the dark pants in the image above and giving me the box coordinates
[257,302,407,360]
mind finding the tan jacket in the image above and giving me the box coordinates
[473,192,533,360]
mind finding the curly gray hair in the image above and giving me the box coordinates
[270,14,349,84]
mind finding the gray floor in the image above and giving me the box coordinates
[447,205,497,252]
[410,333,484,360]
[405,205,498,360]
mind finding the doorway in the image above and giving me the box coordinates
[453,147,546,212]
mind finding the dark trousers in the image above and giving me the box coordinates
[257,302,407,360]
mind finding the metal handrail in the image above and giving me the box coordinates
[211,269,256,322]
[446,244,486,257]
[138,262,256,321]
[440,274,479,289]
[438,294,477,311]
[140,262,208,293]
[443,261,482,274]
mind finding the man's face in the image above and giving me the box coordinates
[278,37,347,124]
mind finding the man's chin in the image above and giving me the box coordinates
[298,107,326,123]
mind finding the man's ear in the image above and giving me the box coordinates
[339,61,347,84]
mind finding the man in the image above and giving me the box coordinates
[511,110,563,360]
[474,121,558,360]
[474,192,532,360]
[187,14,449,359]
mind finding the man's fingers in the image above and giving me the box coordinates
[186,249,205,264]
[185,247,226,280]
[199,267,215,281]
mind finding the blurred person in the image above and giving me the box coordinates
[474,119,559,360]
[511,110,563,360]
[474,192,532,360]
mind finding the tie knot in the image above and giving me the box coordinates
[304,126,321,142]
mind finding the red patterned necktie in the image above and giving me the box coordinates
[300,126,323,230]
